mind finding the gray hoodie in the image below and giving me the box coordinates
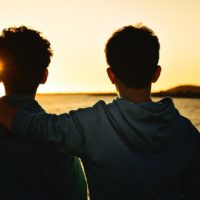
[13,97,200,200]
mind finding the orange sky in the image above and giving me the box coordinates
[0,0,199,94]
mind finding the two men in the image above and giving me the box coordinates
[0,25,199,199]
[0,26,87,200]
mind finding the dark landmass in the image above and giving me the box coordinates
[152,85,200,98]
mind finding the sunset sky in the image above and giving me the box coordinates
[0,0,199,94]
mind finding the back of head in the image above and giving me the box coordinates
[105,24,160,88]
[0,26,53,94]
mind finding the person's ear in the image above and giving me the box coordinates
[107,68,117,84]
[152,65,161,83]
[40,69,48,84]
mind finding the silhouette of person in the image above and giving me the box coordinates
[0,24,199,200]
[0,26,87,200]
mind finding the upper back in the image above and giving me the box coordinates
[0,95,87,200]
[76,98,200,199]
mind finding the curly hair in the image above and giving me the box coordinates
[0,26,53,94]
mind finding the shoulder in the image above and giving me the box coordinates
[69,100,109,116]
[24,100,46,113]
[179,115,200,145]
[66,100,116,129]
[180,115,199,133]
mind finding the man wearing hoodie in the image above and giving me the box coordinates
[0,25,199,200]
[0,26,87,200]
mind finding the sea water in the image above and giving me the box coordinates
[36,94,200,131]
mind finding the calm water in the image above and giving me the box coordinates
[36,94,200,131]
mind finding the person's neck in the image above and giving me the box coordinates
[5,91,36,99]
[117,84,152,104]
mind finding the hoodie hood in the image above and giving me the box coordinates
[109,97,179,152]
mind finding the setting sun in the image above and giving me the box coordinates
[0,2,199,198]
[0,0,199,94]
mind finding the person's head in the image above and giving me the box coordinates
[0,26,53,95]
[105,24,161,90]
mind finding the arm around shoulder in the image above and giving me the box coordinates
[12,108,87,155]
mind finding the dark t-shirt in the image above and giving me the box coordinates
[0,94,87,200]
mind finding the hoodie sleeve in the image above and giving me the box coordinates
[12,109,87,156]
[12,101,107,156]
[181,126,200,200]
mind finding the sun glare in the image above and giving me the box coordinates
[0,60,5,96]
[0,61,3,74]
[0,0,199,92]
[0,60,4,96]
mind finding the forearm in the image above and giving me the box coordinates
[0,100,19,132]
[0,99,86,154]
[13,110,51,140]
[12,110,84,153]
[0,100,54,141]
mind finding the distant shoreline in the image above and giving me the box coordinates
[37,85,200,99]
[37,93,200,99]
[37,92,200,99]
[152,85,200,99]
[37,92,117,96]
[151,93,200,99]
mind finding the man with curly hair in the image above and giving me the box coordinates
[0,26,87,200]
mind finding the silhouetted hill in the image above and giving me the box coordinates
[152,85,200,98]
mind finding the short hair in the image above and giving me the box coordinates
[0,26,53,94]
[105,25,160,88]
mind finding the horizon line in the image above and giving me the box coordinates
[37,84,200,95]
